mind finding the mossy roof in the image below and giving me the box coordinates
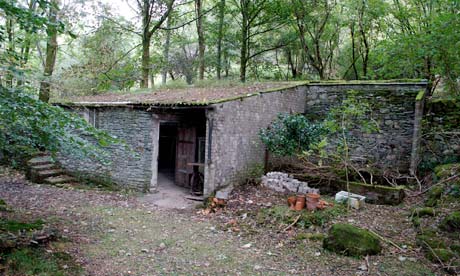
[55,79,427,107]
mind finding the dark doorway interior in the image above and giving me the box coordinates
[157,111,207,196]
[158,123,177,179]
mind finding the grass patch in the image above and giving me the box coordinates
[0,218,44,232]
[1,247,82,276]
[256,202,346,228]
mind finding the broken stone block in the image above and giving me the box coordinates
[323,223,381,256]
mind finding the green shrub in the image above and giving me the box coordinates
[259,113,326,156]
[0,87,122,165]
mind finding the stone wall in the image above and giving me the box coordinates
[204,86,307,195]
[303,83,427,171]
[420,99,460,169]
[58,107,157,191]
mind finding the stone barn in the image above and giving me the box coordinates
[58,81,427,197]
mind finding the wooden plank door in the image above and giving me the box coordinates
[175,127,196,187]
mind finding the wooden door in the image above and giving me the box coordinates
[175,127,196,187]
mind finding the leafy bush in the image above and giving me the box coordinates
[0,86,120,165]
[259,113,325,156]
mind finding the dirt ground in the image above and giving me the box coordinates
[0,167,443,276]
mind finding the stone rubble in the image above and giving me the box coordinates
[261,172,319,194]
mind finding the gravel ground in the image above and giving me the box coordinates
[0,167,441,276]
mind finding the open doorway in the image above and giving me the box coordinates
[158,123,177,181]
[157,120,206,196]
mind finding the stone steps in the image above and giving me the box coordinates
[26,153,76,186]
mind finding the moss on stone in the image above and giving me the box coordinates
[439,211,460,232]
[425,185,445,207]
[411,207,435,218]
[323,223,382,256]
[434,163,460,179]
[416,90,426,101]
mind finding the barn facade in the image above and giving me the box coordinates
[58,81,427,196]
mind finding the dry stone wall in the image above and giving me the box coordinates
[303,83,427,171]
[58,107,157,191]
[420,99,460,169]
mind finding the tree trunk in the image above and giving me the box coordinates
[195,0,205,80]
[162,15,172,85]
[350,22,359,80]
[5,17,14,88]
[224,50,229,77]
[141,37,151,88]
[286,49,297,79]
[140,0,151,88]
[358,0,369,78]
[239,1,249,82]
[216,0,225,79]
[39,1,58,103]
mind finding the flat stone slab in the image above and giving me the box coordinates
[37,169,63,178]
[30,164,57,171]
[28,156,54,166]
[44,175,75,185]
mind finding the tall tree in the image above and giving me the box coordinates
[233,0,287,82]
[161,13,173,84]
[39,0,59,102]
[138,0,175,88]
[195,0,205,80]
[215,0,225,79]
[291,0,339,80]
[343,0,386,79]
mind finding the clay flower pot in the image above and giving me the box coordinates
[306,193,320,211]
[287,196,297,210]
[295,195,306,211]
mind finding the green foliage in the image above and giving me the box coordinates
[425,186,445,207]
[439,211,460,232]
[371,0,460,96]
[2,247,82,276]
[0,1,62,36]
[0,86,121,164]
[256,203,346,229]
[0,218,44,232]
[259,113,326,156]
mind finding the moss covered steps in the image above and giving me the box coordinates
[27,154,75,186]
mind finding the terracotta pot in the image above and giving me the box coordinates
[295,195,306,211]
[287,196,297,210]
[306,193,320,211]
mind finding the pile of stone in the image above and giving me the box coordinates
[261,172,319,194]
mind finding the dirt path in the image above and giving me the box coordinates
[0,169,438,276]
